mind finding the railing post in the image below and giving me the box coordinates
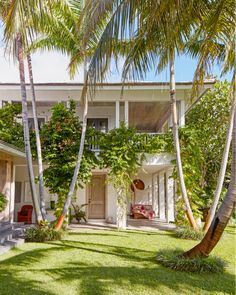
[125,101,129,127]
[116,100,120,128]
[179,100,185,127]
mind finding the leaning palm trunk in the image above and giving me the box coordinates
[203,91,236,232]
[184,98,236,258]
[54,83,88,230]
[169,57,198,230]
[27,54,46,220]
[16,33,42,224]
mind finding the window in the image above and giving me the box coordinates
[28,118,46,130]
[15,182,22,203]
[87,118,108,133]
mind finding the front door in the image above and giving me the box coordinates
[88,175,106,219]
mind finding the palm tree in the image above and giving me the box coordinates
[169,56,197,229]
[28,0,91,229]
[184,82,235,257]
[203,93,235,232]
[27,54,46,220]
[185,0,236,233]
[1,0,75,222]
[16,32,43,224]
[71,0,203,229]
[183,0,235,256]
[0,1,45,223]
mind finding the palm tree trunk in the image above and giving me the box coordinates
[16,33,42,224]
[203,91,236,232]
[169,57,198,230]
[27,54,47,220]
[54,83,88,230]
[184,92,236,258]
[117,188,127,230]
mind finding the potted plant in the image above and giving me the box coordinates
[71,203,88,223]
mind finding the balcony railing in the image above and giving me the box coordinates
[87,132,163,152]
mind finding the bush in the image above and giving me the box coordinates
[0,192,7,212]
[156,249,227,273]
[25,225,64,242]
[175,227,205,240]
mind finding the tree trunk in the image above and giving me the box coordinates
[169,57,198,230]
[203,91,235,232]
[27,54,46,220]
[116,189,127,230]
[184,92,236,258]
[16,33,42,224]
[54,83,88,230]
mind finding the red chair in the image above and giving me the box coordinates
[17,205,33,224]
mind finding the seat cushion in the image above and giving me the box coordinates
[20,210,29,216]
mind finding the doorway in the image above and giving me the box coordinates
[88,174,106,219]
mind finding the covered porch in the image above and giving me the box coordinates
[69,218,176,232]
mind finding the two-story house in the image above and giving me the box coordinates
[0,81,214,225]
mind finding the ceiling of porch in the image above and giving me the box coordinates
[129,101,171,132]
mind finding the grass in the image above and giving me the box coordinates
[175,227,205,240]
[0,226,235,295]
[156,249,227,273]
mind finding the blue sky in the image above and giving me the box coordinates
[0,26,232,83]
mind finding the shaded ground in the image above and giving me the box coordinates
[0,226,235,295]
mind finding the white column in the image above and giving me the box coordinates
[115,101,120,128]
[158,172,165,220]
[124,100,129,126]
[152,173,158,215]
[66,101,70,109]
[0,100,2,108]
[166,169,175,222]
[10,164,16,223]
[179,100,185,127]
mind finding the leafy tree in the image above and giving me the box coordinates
[186,81,231,206]
[40,101,98,219]
[99,123,143,230]
[0,103,24,148]
[172,81,232,225]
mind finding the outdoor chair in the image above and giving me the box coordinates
[131,204,155,220]
[17,205,33,224]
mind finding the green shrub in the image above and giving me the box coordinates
[0,192,7,212]
[156,249,226,273]
[25,225,64,242]
[175,227,205,240]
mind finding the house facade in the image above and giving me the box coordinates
[0,81,214,224]
[0,141,26,224]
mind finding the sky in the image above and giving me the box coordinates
[0,26,232,84]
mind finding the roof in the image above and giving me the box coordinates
[0,80,215,86]
[0,140,25,158]
[0,80,215,91]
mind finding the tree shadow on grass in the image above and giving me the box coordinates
[51,239,156,263]
[67,231,128,237]
[28,263,235,295]
[0,239,234,295]
[0,246,63,295]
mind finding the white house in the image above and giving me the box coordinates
[0,81,214,225]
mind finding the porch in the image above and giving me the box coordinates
[69,218,176,232]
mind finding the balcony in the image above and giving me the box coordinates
[87,132,164,152]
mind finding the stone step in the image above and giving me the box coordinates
[0,230,14,245]
[0,223,13,233]
[0,238,25,255]
[0,223,27,245]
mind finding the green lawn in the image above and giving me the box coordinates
[0,226,235,295]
